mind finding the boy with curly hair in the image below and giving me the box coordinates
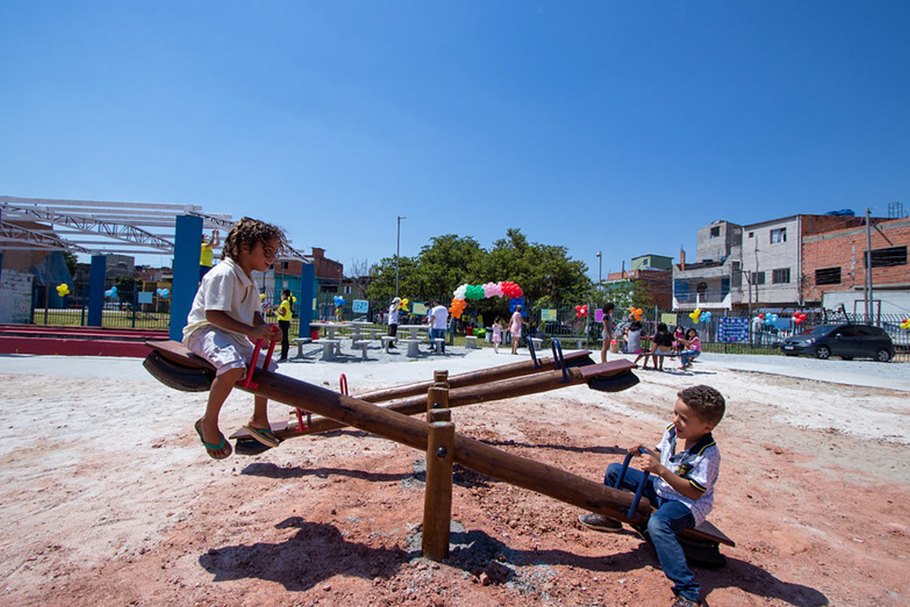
[184,217,287,459]
[579,385,726,607]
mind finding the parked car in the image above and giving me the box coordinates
[780,323,895,362]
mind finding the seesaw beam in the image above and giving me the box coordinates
[143,341,650,522]
[235,360,636,440]
[354,349,594,403]
[237,367,653,522]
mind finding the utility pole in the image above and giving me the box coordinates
[396,216,406,298]
[864,208,873,323]
[596,251,602,286]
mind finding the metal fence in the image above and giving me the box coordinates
[27,286,909,362]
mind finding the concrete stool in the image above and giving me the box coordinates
[530,337,544,350]
[464,335,478,349]
[352,340,370,361]
[400,339,422,357]
[291,337,312,358]
[381,335,396,351]
[319,339,340,360]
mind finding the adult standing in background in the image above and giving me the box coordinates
[429,301,449,353]
[276,289,293,362]
[199,229,220,281]
[600,302,615,363]
[508,304,528,355]
[387,297,400,348]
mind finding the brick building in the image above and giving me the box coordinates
[802,216,910,314]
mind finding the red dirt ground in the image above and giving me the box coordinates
[0,357,907,607]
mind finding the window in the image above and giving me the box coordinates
[770,228,787,244]
[748,231,754,238]
[710,226,721,237]
[772,268,791,284]
[751,271,765,285]
[697,282,708,296]
[280,261,289,270]
[731,261,742,287]
[815,267,842,285]
[864,246,907,268]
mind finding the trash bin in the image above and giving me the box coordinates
[609,339,621,354]
[310,325,320,340]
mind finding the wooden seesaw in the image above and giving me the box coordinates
[143,339,733,563]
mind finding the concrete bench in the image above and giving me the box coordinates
[291,337,312,358]
[429,337,446,353]
[464,335,479,349]
[553,336,585,350]
[317,339,340,360]
[380,335,397,351]
[529,337,544,350]
[399,338,422,358]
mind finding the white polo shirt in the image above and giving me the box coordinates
[183,257,262,344]
[654,424,720,526]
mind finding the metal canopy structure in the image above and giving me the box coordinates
[0,195,310,262]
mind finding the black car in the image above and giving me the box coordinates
[780,323,895,362]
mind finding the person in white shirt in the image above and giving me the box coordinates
[387,297,400,348]
[429,301,449,353]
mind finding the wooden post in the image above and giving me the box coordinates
[423,416,455,561]
[433,369,449,387]
[427,385,450,421]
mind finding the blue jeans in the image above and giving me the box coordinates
[605,462,700,602]
[679,350,700,366]
[430,328,445,352]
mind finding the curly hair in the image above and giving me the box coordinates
[678,384,726,427]
[221,217,287,262]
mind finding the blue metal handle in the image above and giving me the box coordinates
[625,447,651,519]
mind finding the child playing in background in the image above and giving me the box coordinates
[626,320,643,354]
[579,385,726,607]
[183,217,287,459]
[492,317,503,353]
[599,302,615,363]
[672,326,685,355]
[677,328,702,370]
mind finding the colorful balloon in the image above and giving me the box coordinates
[689,308,701,323]
[900,318,910,330]
[56,283,70,297]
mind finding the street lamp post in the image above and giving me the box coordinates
[396,216,406,298]
[596,251,602,286]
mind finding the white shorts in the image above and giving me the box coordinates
[185,326,279,378]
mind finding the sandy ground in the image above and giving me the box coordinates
[0,345,908,607]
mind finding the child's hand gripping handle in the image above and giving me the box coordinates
[241,324,280,389]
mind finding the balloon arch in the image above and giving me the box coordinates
[449,282,525,319]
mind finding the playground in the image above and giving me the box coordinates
[0,349,908,607]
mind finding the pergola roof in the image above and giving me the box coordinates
[0,195,310,262]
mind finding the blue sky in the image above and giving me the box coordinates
[2,1,909,280]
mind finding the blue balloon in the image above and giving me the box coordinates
[509,297,527,317]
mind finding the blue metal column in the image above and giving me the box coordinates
[297,263,315,338]
[170,215,203,341]
[87,255,106,326]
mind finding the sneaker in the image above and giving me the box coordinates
[671,597,702,607]
[578,513,623,532]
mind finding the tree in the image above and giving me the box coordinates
[62,251,78,277]
[345,257,373,299]
[413,234,484,303]
[365,255,419,304]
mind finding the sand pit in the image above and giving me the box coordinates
[0,348,908,607]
